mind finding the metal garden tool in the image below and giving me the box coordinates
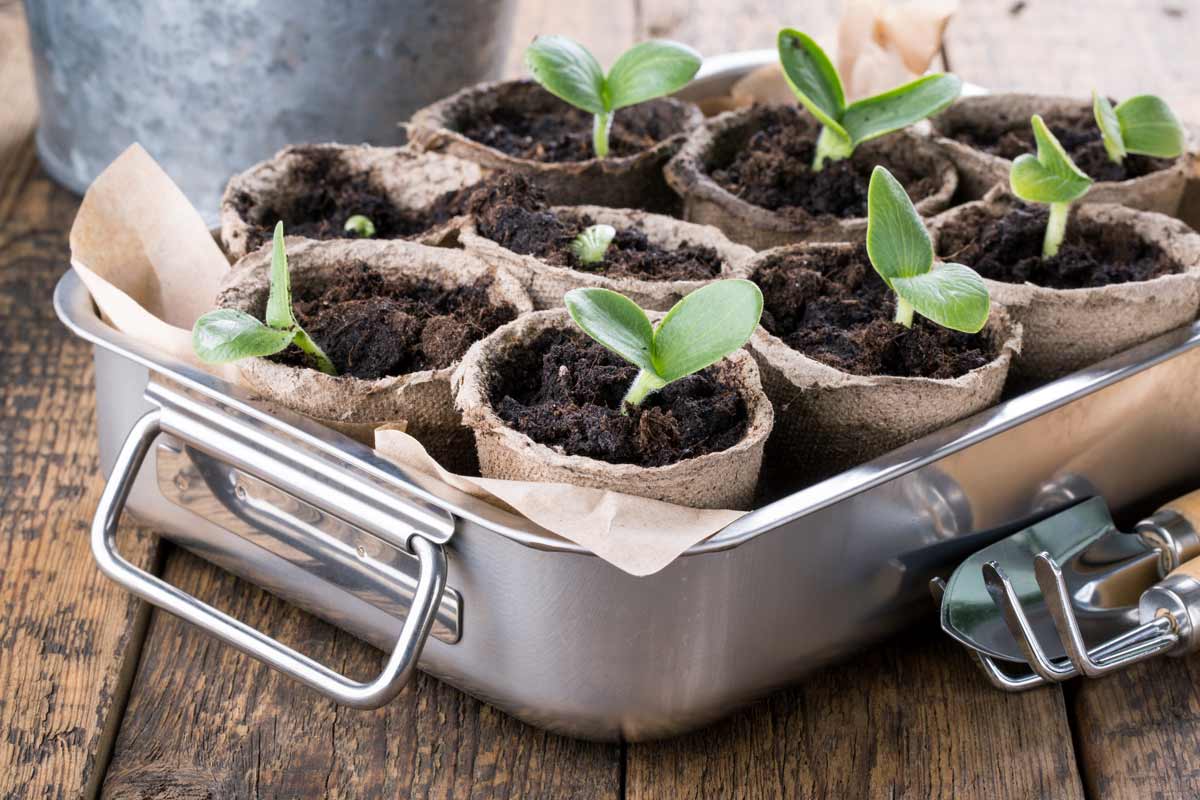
[933,489,1200,690]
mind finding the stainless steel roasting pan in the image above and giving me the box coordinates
[54,53,1200,741]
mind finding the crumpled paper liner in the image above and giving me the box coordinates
[737,242,1021,482]
[930,191,1200,381]
[214,237,533,472]
[453,205,755,310]
[407,79,703,212]
[930,94,1195,213]
[664,107,956,249]
[453,310,774,510]
[709,0,956,112]
[220,143,487,259]
[70,144,756,577]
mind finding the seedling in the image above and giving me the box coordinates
[570,224,616,264]
[1092,91,1185,165]
[866,166,990,333]
[777,28,961,169]
[525,35,702,159]
[564,280,762,409]
[344,214,376,238]
[1008,115,1093,257]
[193,222,336,375]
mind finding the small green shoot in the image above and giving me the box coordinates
[570,224,617,264]
[1008,115,1094,258]
[344,214,376,238]
[866,166,990,333]
[1092,91,1185,165]
[777,28,962,170]
[193,222,336,375]
[524,35,702,159]
[564,280,762,410]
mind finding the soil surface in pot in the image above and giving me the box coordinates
[274,262,518,380]
[458,96,681,163]
[489,329,749,467]
[710,106,939,220]
[754,245,997,379]
[233,147,472,252]
[937,204,1180,289]
[459,175,722,280]
[946,107,1175,183]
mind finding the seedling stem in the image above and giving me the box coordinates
[1045,202,1070,258]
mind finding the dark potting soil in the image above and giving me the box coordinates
[754,245,996,379]
[459,97,681,162]
[946,106,1175,183]
[456,174,723,280]
[937,204,1180,289]
[274,262,518,380]
[232,147,472,251]
[710,105,939,220]
[490,329,749,467]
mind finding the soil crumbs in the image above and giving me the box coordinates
[490,329,749,467]
[275,262,517,380]
[755,245,996,379]
[947,106,1176,183]
[456,175,722,280]
[938,204,1180,289]
[459,97,681,162]
[711,105,939,220]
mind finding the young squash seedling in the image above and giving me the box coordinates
[570,224,617,264]
[564,279,762,410]
[193,221,337,375]
[777,28,962,170]
[524,35,702,159]
[344,214,376,238]
[866,166,990,332]
[1092,91,1185,165]
[1008,114,1094,258]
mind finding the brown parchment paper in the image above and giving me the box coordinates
[69,144,746,577]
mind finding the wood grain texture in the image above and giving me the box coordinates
[0,109,160,800]
[631,0,840,57]
[626,627,1084,800]
[101,549,621,800]
[502,0,637,78]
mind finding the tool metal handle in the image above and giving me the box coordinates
[92,408,448,708]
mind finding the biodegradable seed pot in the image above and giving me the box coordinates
[664,105,958,249]
[930,192,1200,381]
[739,243,1021,483]
[407,80,704,213]
[447,174,755,310]
[213,237,533,472]
[931,94,1193,212]
[220,144,486,259]
[452,310,774,510]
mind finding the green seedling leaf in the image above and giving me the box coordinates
[606,40,702,110]
[344,214,376,238]
[651,279,763,383]
[564,287,656,373]
[1009,115,1093,204]
[564,280,762,408]
[1115,94,1185,159]
[524,35,607,114]
[777,27,961,168]
[1093,91,1126,163]
[525,36,701,159]
[192,308,298,363]
[570,224,617,264]
[193,222,336,375]
[866,166,990,333]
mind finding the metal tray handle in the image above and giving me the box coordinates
[93,408,448,709]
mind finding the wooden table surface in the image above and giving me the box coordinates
[3,1,1200,797]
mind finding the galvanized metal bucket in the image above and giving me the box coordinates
[23,0,517,222]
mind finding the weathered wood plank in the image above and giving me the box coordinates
[502,0,637,78]
[944,0,1200,122]
[101,549,622,799]
[626,627,1084,800]
[631,0,840,57]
